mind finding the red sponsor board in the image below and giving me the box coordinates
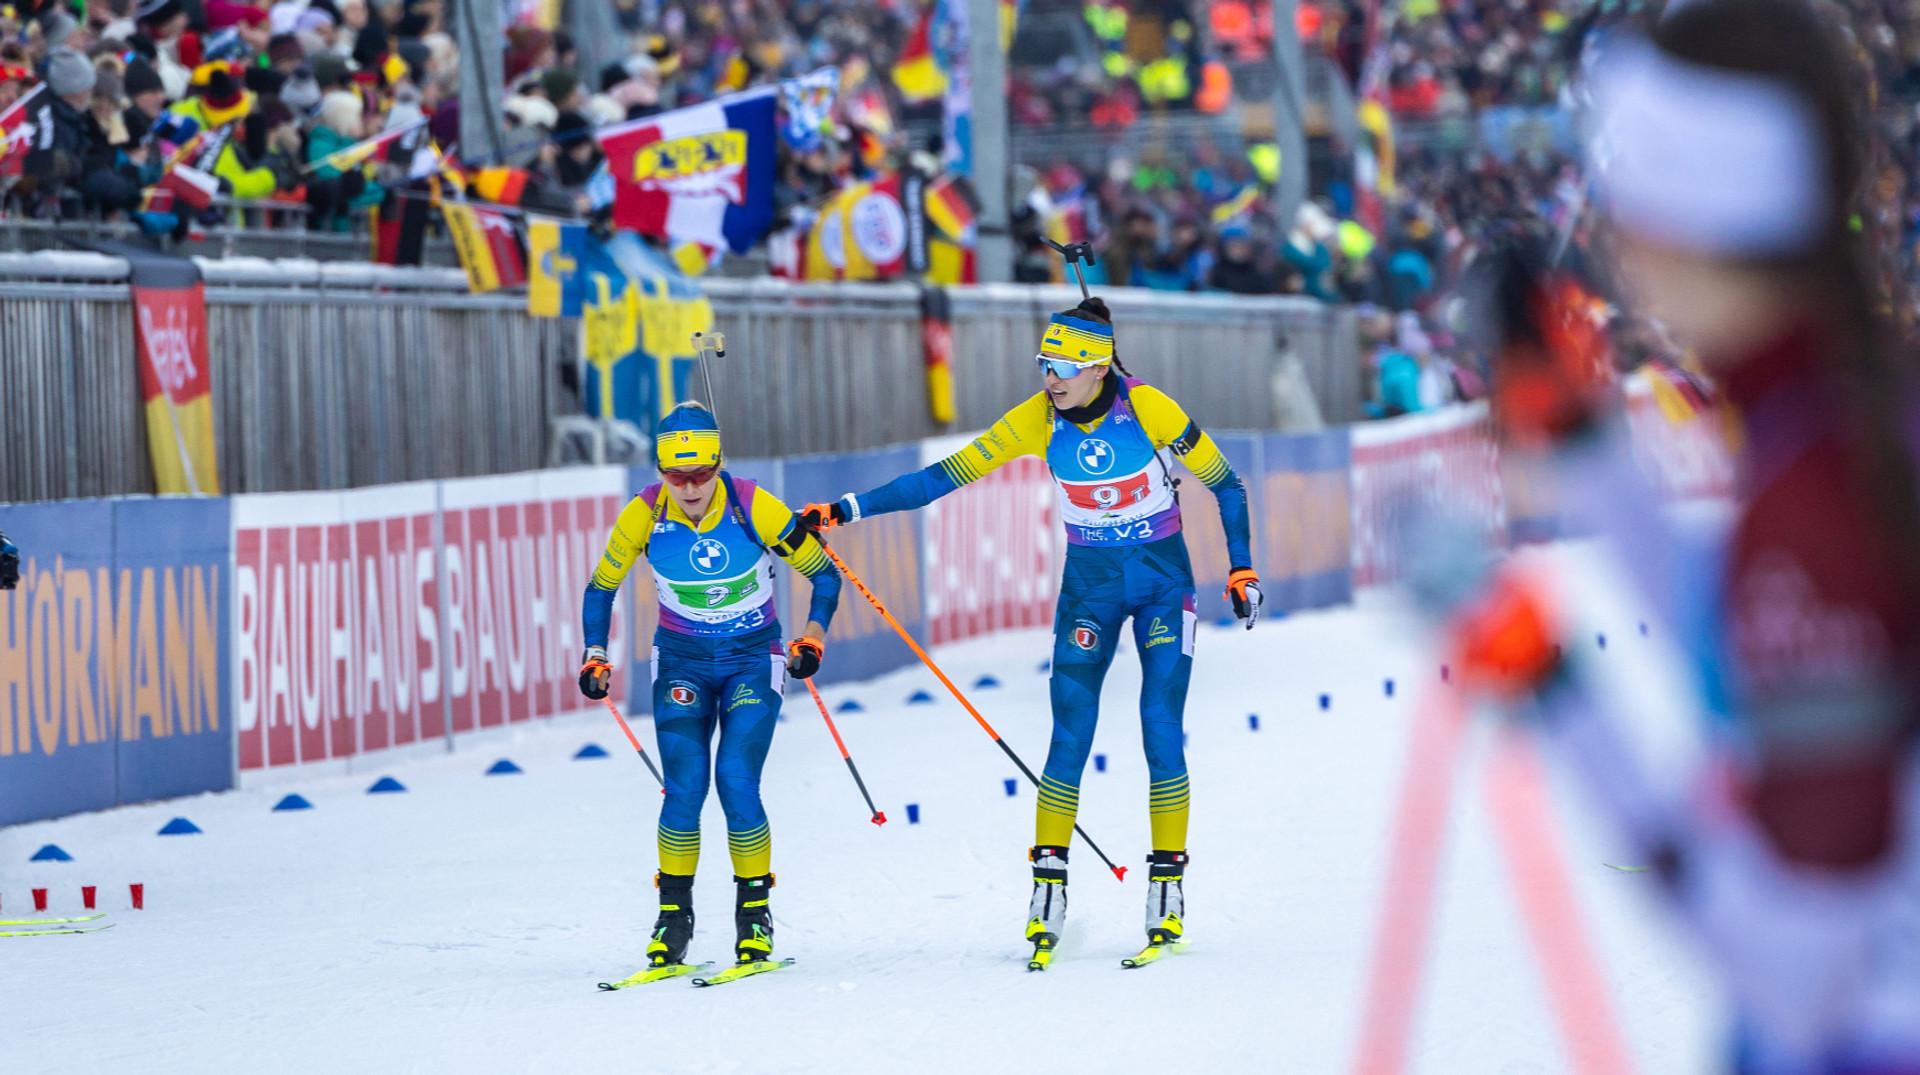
[1349,406,1505,587]
[921,445,1063,646]
[234,470,628,772]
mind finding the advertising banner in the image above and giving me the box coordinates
[0,498,231,825]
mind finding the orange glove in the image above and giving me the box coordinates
[1450,570,1561,695]
[1225,567,1263,629]
[577,646,612,700]
[798,498,853,534]
[786,636,824,679]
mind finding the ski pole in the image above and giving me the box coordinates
[598,696,666,789]
[1351,684,1473,1075]
[804,677,887,826]
[812,537,1128,881]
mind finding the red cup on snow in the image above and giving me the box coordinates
[82,885,97,910]
[130,883,144,910]
[32,888,48,911]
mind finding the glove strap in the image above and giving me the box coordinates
[838,494,862,523]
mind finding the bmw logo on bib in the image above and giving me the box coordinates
[690,538,730,575]
[1077,438,1114,475]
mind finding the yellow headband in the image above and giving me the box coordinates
[656,429,722,468]
[1038,314,1115,364]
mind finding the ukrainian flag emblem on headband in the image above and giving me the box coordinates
[657,429,723,467]
[1039,314,1115,364]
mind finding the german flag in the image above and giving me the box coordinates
[444,201,527,293]
[891,5,947,103]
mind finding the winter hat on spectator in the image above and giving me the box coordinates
[396,38,430,83]
[94,64,126,105]
[245,64,287,99]
[552,110,591,145]
[503,92,558,130]
[582,94,624,127]
[281,66,321,113]
[46,47,98,98]
[134,0,184,29]
[309,51,349,89]
[124,57,165,97]
[317,87,361,133]
[40,9,80,48]
[193,62,254,126]
[177,31,204,69]
[266,33,304,67]
[540,66,577,105]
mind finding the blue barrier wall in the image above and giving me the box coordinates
[0,498,233,826]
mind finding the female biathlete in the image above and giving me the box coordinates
[802,298,1261,961]
[577,402,841,979]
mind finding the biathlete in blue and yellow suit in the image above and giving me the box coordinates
[577,402,841,971]
[802,297,1262,954]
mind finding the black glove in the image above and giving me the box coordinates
[0,532,18,591]
[1226,567,1262,630]
[786,637,823,680]
[578,645,611,700]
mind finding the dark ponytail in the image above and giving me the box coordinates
[1056,295,1131,376]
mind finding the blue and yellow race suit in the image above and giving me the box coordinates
[582,475,840,878]
[846,377,1252,852]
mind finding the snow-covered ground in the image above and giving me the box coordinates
[2,560,1719,1073]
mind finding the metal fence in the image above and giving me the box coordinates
[1,251,1358,503]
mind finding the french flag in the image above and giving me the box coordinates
[594,86,778,255]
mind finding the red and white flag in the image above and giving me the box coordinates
[155,162,222,212]
[0,84,47,178]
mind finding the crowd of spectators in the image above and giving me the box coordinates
[0,0,938,230]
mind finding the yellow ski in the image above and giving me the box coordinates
[691,958,794,987]
[598,961,713,990]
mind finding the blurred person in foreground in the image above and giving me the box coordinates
[1454,0,1920,1069]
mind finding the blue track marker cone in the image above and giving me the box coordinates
[487,759,522,775]
[1003,778,1018,797]
[272,794,313,811]
[1248,714,1260,731]
[1094,753,1107,773]
[906,803,921,824]
[907,689,935,705]
[574,744,610,759]
[29,844,72,862]
[1597,633,1608,650]
[836,699,865,713]
[1385,678,1395,697]
[368,776,406,794]
[158,817,201,836]
[973,675,1001,689]
[1318,693,1331,711]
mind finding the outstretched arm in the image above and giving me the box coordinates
[817,393,1052,524]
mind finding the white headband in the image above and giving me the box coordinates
[1589,39,1828,257]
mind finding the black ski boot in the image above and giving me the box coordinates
[1144,850,1188,946]
[647,872,695,967]
[1025,845,1069,970]
[733,873,776,963]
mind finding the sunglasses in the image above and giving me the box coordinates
[1036,354,1103,379]
[660,464,719,487]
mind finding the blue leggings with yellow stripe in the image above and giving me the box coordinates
[1040,538,1194,852]
[651,632,787,878]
